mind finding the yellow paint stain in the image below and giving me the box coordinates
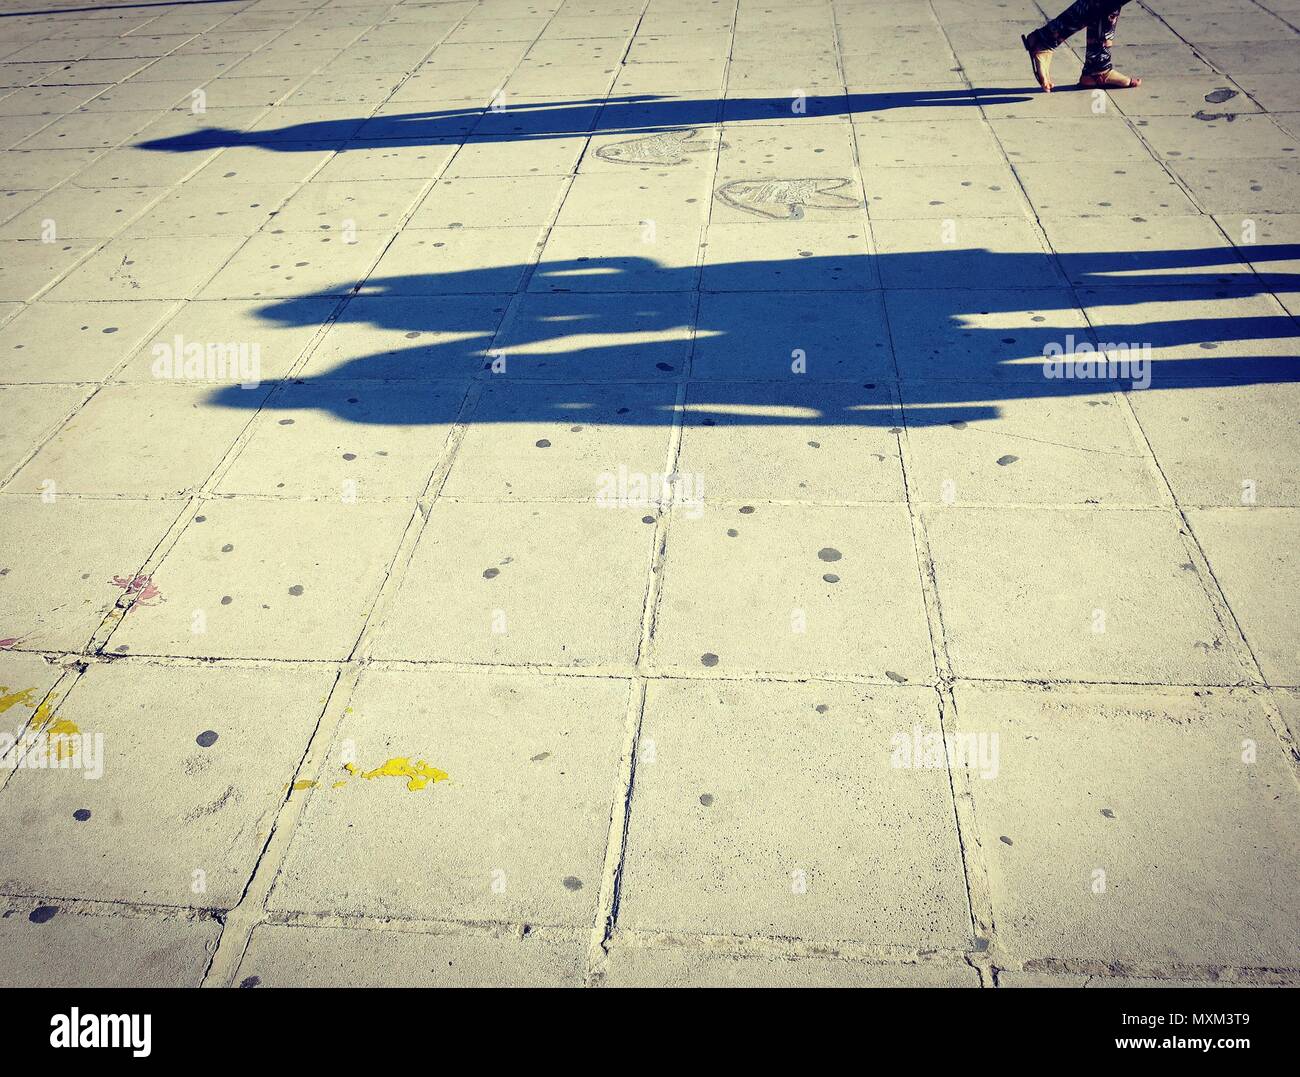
[0,687,35,713]
[31,695,58,726]
[360,757,450,792]
[331,780,348,789]
[343,762,360,775]
[44,716,80,762]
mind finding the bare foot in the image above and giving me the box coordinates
[1078,68,1142,89]
[1022,34,1054,93]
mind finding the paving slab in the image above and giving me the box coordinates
[885,287,1093,382]
[9,383,257,497]
[0,911,218,988]
[444,133,585,177]
[1135,114,1300,161]
[902,386,1163,506]
[924,506,1242,683]
[236,923,586,987]
[0,238,93,301]
[868,163,1028,220]
[0,385,85,478]
[1170,158,1300,215]
[369,501,654,665]
[953,683,1300,968]
[873,216,1061,290]
[603,945,980,987]
[675,380,904,501]
[108,499,411,660]
[121,181,299,238]
[0,496,180,652]
[1188,508,1300,686]
[490,291,693,379]
[1127,383,1300,507]
[295,293,505,380]
[856,117,1008,170]
[0,299,175,382]
[691,289,893,381]
[650,503,933,679]
[113,296,338,383]
[618,678,970,947]
[537,222,701,291]
[371,226,544,293]
[268,668,628,925]
[443,381,676,499]
[46,234,248,301]
[0,184,164,241]
[701,222,873,291]
[1078,286,1297,381]
[1014,158,1198,217]
[269,176,427,232]
[989,115,1150,163]
[215,380,465,498]
[410,174,567,228]
[0,661,335,909]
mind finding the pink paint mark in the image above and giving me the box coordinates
[111,574,163,608]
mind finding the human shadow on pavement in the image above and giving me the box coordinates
[206,243,1300,427]
[137,90,1037,153]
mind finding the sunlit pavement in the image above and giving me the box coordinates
[0,0,1297,988]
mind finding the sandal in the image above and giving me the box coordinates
[1078,69,1142,89]
[1021,33,1055,93]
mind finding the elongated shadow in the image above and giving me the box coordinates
[205,244,1300,426]
[137,90,1037,153]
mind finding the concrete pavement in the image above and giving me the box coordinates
[0,0,1297,987]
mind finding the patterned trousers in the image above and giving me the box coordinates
[1027,0,1133,76]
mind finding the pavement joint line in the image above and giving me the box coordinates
[918,0,1022,973]
[198,661,352,987]
[2,885,1295,984]
[584,676,646,985]
[10,647,1299,693]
